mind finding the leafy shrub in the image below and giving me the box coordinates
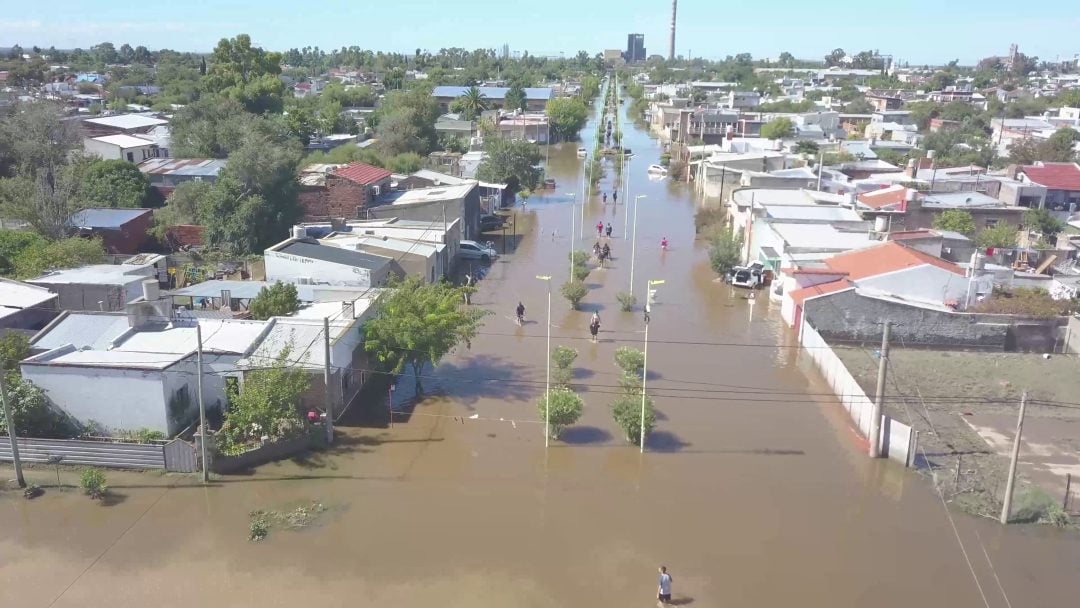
[614,347,645,377]
[709,229,743,276]
[249,512,269,541]
[973,287,1075,318]
[537,387,584,439]
[572,263,591,282]
[80,468,107,500]
[694,207,727,235]
[552,345,578,370]
[561,281,588,309]
[611,394,655,445]
[569,250,589,268]
[0,375,80,438]
[616,292,636,312]
[1011,486,1071,526]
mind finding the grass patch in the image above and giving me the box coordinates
[248,501,328,541]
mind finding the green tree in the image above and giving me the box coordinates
[249,282,301,320]
[375,87,440,155]
[760,117,794,140]
[504,84,527,113]
[708,229,743,276]
[0,333,30,371]
[0,230,45,276]
[1023,208,1066,240]
[150,180,210,241]
[1007,138,1041,165]
[0,375,78,437]
[363,275,489,395]
[975,224,1018,248]
[14,237,105,280]
[793,140,819,156]
[74,158,157,209]
[611,393,655,446]
[203,34,286,114]
[560,280,587,309]
[537,387,584,440]
[933,210,976,236]
[456,86,489,121]
[545,97,589,140]
[477,135,542,192]
[1041,128,1080,162]
[80,468,108,500]
[551,346,577,388]
[219,345,311,452]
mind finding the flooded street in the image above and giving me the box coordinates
[3,87,1079,607]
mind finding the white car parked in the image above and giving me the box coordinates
[458,239,498,262]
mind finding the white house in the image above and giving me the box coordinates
[83,134,159,162]
[264,237,396,288]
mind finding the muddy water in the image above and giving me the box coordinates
[3,85,1078,607]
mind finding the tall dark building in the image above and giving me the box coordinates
[625,34,646,63]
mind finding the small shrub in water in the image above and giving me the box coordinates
[616,292,636,312]
[80,468,107,500]
[561,281,588,309]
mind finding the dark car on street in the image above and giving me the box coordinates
[480,214,506,232]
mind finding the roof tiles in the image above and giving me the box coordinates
[334,162,392,185]
[1020,163,1080,191]
[824,242,966,279]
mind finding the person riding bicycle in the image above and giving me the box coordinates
[516,302,525,324]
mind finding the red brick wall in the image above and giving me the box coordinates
[96,212,152,254]
[299,175,392,221]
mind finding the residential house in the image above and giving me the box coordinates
[297,218,462,278]
[0,279,60,334]
[67,208,153,254]
[27,262,159,311]
[434,113,478,140]
[138,158,227,198]
[722,91,761,110]
[990,117,1054,155]
[782,242,983,337]
[431,86,553,112]
[399,169,508,209]
[298,162,393,221]
[320,235,446,283]
[81,113,169,138]
[1016,162,1080,210]
[929,118,960,132]
[84,134,158,162]
[854,185,1024,233]
[169,279,374,316]
[498,113,550,144]
[24,298,270,435]
[368,182,481,240]
[264,236,396,289]
[865,94,902,112]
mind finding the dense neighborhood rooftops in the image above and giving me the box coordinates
[89,134,156,148]
[68,208,151,229]
[83,114,168,130]
[732,188,848,209]
[170,279,373,302]
[381,183,476,206]
[921,191,1016,209]
[768,222,877,251]
[1019,162,1080,191]
[277,240,392,269]
[856,185,912,210]
[823,241,966,280]
[431,86,553,101]
[0,278,58,309]
[333,162,392,185]
[762,206,862,222]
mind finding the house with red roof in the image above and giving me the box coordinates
[297,162,393,222]
[781,242,980,331]
[1017,162,1080,211]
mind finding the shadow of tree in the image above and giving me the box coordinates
[559,425,613,445]
[645,431,691,453]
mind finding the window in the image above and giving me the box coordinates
[126,151,134,162]
[984,218,1000,228]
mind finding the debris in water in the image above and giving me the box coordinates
[248,501,328,542]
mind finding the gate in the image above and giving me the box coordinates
[163,438,198,473]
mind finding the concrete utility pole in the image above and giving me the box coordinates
[537,275,552,447]
[324,317,334,444]
[869,321,891,458]
[196,324,209,483]
[669,0,678,61]
[1,372,26,488]
[1000,391,1028,524]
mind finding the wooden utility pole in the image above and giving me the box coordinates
[324,317,334,444]
[1,373,26,488]
[1000,391,1028,524]
[869,321,891,458]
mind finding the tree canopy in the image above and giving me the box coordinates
[249,282,301,320]
[476,135,542,192]
[933,210,976,236]
[760,117,795,140]
[363,275,489,395]
[203,34,286,114]
[73,159,158,209]
[546,97,589,140]
[219,345,310,453]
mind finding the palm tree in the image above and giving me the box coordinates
[457,86,489,121]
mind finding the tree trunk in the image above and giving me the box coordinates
[412,361,424,395]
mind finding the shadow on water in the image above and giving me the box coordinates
[559,425,613,445]
[432,354,536,406]
[99,492,128,507]
[645,431,691,453]
[578,302,605,313]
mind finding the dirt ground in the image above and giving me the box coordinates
[837,347,1080,521]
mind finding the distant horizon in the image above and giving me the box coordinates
[2,1,1079,66]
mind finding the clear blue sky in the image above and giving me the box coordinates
[2,0,1077,65]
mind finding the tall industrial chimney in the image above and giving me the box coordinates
[669,0,678,61]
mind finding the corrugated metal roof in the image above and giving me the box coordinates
[278,240,392,269]
[0,279,57,309]
[68,208,151,229]
[90,134,155,148]
[31,312,131,350]
[113,319,267,355]
[138,158,226,177]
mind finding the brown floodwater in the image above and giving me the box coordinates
[2,84,1078,608]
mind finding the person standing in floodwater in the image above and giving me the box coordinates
[605,222,613,238]
[612,190,618,204]
[657,566,673,605]
[596,221,604,237]
[589,312,601,343]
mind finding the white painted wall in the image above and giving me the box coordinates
[264,250,372,288]
[83,139,155,162]
[22,365,173,434]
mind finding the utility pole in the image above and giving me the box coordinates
[1000,391,1028,524]
[869,321,891,458]
[323,317,334,444]
[567,193,576,281]
[641,280,664,453]
[1,372,25,488]
[630,195,646,294]
[537,275,552,447]
[196,324,209,483]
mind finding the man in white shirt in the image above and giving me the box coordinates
[657,565,673,605]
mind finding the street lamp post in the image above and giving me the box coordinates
[630,195,647,294]
[536,275,552,447]
[566,192,576,281]
[581,156,588,240]
[624,155,631,239]
[641,279,664,453]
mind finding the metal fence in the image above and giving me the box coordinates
[0,436,197,472]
